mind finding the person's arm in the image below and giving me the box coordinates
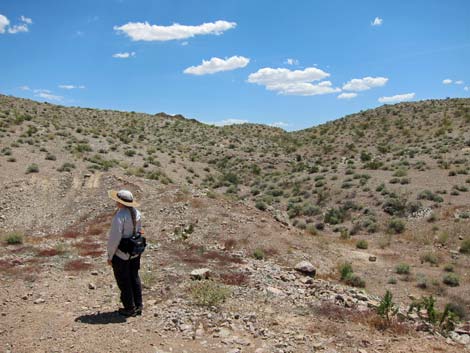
[107,213,123,261]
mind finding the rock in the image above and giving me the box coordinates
[91,271,99,276]
[294,261,316,277]
[88,283,96,290]
[368,256,376,262]
[34,298,45,304]
[454,334,470,345]
[190,268,211,280]
[266,287,284,296]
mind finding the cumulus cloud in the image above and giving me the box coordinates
[247,67,340,96]
[112,52,136,58]
[19,85,30,91]
[465,86,469,91]
[0,14,10,33]
[442,79,453,84]
[58,84,85,90]
[371,17,383,26]
[114,20,236,41]
[184,56,250,75]
[378,93,415,104]
[20,16,32,24]
[337,92,358,99]
[0,14,32,34]
[342,76,388,91]
[285,58,299,66]
[455,80,464,85]
[205,118,249,126]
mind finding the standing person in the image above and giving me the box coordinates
[107,189,143,317]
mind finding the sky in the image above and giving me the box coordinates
[0,0,469,131]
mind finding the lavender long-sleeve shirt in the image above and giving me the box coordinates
[107,207,142,261]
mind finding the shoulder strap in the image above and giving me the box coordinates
[128,207,136,236]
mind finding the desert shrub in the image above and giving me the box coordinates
[124,149,136,157]
[383,196,408,216]
[417,190,443,203]
[387,218,405,234]
[356,239,368,249]
[4,232,23,244]
[253,248,265,260]
[45,153,56,160]
[443,274,460,287]
[420,252,440,266]
[190,280,230,307]
[324,207,345,225]
[443,264,454,272]
[339,262,353,280]
[445,302,467,321]
[344,274,365,288]
[395,263,410,275]
[58,162,76,172]
[306,224,317,235]
[459,238,470,254]
[416,274,428,289]
[255,201,267,211]
[387,277,397,284]
[377,290,398,325]
[26,163,39,174]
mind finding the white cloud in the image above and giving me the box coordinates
[442,79,453,84]
[455,80,464,85]
[0,14,10,33]
[247,67,340,96]
[19,85,30,91]
[112,52,136,58]
[337,92,358,99]
[114,20,236,41]
[270,122,289,128]
[35,91,63,101]
[184,56,250,75]
[465,86,469,91]
[58,85,85,90]
[342,76,388,91]
[378,93,415,103]
[205,118,249,126]
[181,41,189,46]
[285,58,299,66]
[371,17,383,26]
[8,24,28,34]
[20,15,32,24]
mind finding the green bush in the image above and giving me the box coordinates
[377,290,398,324]
[255,201,267,211]
[387,218,405,234]
[443,274,460,287]
[4,232,23,244]
[395,263,410,274]
[356,239,368,249]
[26,163,39,174]
[324,208,345,225]
[58,162,76,172]
[253,248,265,260]
[420,252,440,266]
[190,280,230,307]
[344,274,365,288]
[339,262,353,280]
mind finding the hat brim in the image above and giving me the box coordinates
[108,190,140,207]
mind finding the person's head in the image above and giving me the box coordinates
[108,189,139,208]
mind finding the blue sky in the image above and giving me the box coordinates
[1,0,469,130]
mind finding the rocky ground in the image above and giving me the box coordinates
[1,170,470,353]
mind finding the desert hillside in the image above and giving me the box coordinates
[1,94,470,352]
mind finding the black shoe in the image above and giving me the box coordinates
[118,307,136,317]
[135,306,143,316]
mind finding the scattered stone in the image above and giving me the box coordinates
[34,298,45,304]
[368,256,376,262]
[190,268,211,280]
[294,261,316,277]
[88,283,96,290]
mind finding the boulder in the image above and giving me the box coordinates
[190,268,211,280]
[294,261,316,277]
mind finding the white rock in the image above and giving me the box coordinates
[190,268,211,280]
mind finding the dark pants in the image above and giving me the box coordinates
[112,255,142,310]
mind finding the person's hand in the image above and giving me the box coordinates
[107,259,112,266]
